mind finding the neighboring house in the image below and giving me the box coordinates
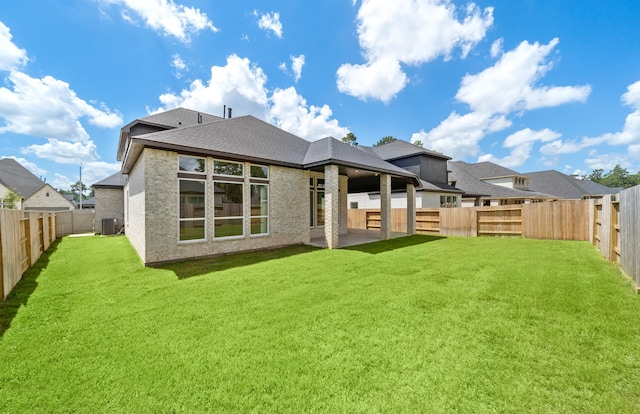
[524,170,619,199]
[348,140,463,209]
[0,158,74,211]
[93,172,124,234]
[117,108,421,264]
[448,161,554,207]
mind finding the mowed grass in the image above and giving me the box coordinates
[1,235,640,413]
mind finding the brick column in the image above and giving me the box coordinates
[325,164,340,248]
[406,183,416,235]
[380,173,391,240]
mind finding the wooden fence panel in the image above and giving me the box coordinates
[27,211,41,266]
[477,206,523,237]
[595,195,613,260]
[523,200,590,240]
[416,209,440,234]
[391,209,407,233]
[619,186,640,286]
[439,207,477,237]
[1,210,28,299]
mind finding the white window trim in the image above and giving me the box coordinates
[178,155,206,175]
[250,183,269,236]
[249,163,269,180]
[213,179,245,240]
[178,178,207,243]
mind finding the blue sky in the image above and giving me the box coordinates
[1,0,639,189]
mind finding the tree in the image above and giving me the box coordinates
[70,180,89,202]
[587,165,640,188]
[373,136,397,147]
[413,140,424,147]
[341,132,358,147]
[1,188,21,209]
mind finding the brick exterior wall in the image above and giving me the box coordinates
[125,150,147,263]
[23,185,74,211]
[135,148,312,264]
[95,187,124,233]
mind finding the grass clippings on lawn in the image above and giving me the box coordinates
[1,235,640,413]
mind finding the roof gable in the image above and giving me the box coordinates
[365,140,450,161]
[0,158,46,199]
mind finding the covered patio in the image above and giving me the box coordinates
[308,228,411,248]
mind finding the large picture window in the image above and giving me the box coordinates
[214,182,244,238]
[179,179,206,241]
[251,184,269,235]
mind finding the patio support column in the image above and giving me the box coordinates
[406,182,416,235]
[325,164,340,249]
[380,173,391,240]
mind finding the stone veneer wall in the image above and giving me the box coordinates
[141,148,311,264]
[125,150,146,263]
[95,187,125,233]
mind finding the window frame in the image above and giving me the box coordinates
[250,183,269,236]
[213,159,243,178]
[213,180,245,239]
[178,177,207,243]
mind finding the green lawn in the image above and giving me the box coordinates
[1,235,640,413]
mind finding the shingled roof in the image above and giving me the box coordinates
[93,171,124,188]
[362,140,450,161]
[120,112,420,185]
[448,161,553,199]
[524,170,619,199]
[0,158,46,198]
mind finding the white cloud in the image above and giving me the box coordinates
[155,56,348,141]
[478,128,560,168]
[411,112,511,159]
[22,139,100,163]
[291,55,305,82]
[0,21,28,71]
[52,161,121,190]
[337,0,493,101]
[584,152,631,171]
[153,54,270,119]
[336,57,408,102]
[456,39,591,114]
[270,87,349,141]
[258,12,283,38]
[1,156,46,177]
[171,53,188,78]
[490,38,503,58]
[100,0,217,43]
[415,38,590,160]
[0,71,122,142]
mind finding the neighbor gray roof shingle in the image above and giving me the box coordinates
[93,171,124,188]
[363,140,450,161]
[138,107,223,129]
[448,161,553,199]
[0,158,46,199]
[524,170,619,198]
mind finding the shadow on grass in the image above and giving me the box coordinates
[342,234,446,254]
[158,244,322,280]
[0,238,60,338]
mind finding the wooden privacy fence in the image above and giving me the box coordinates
[1,210,57,299]
[348,200,591,240]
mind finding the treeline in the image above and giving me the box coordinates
[587,165,640,189]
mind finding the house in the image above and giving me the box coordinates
[524,170,619,199]
[348,140,462,209]
[116,108,421,264]
[93,171,124,234]
[0,158,74,211]
[448,161,554,207]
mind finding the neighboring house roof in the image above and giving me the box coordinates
[460,161,527,180]
[448,161,553,199]
[524,170,619,199]
[93,171,124,189]
[364,140,451,162]
[418,179,463,193]
[120,112,420,186]
[0,158,47,198]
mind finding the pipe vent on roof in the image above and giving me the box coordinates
[227,107,232,119]
[197,113,203,124]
